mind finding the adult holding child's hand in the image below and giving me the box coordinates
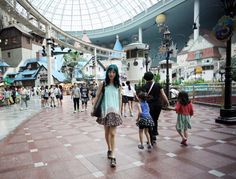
[142,72,169,144]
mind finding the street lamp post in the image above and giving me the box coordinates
[215,0,236,124]
[145,50,150,72]
[163,28,172,99]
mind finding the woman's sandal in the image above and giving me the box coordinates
[107,150,112,159]
[110,157,116,167]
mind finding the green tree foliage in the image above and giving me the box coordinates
[62,51,82,80]
[154,73,160,83]
[183,78,205,85]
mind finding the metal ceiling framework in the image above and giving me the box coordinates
[0,0,126,58]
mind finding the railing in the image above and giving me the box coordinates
[177,83,236,107]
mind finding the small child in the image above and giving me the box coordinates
[136,91,155,150]
[175,91,194,146]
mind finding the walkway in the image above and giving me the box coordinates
[0,97,235,179]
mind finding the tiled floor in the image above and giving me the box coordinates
[0,96,236,179]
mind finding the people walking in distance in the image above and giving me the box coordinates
[174,91,194,146]
[92,64,122,168]
[121,82,128,117]
[136,91,154,150]
[142,72,169,144]
[43,86,50,108]
[71,84,80,113]
[124,81,136,117]
[55,85,62,106]
[49,85,56,108]
[90,81,98,100]
[19,86,29,110]
[80,82,89,111]
[40,86,45,107]
[59,85,63,106]
[3,88,11,105]
[11,87,16,104]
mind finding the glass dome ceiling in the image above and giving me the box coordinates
[27,0,159,31]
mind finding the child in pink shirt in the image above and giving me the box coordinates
[175,91,194,146]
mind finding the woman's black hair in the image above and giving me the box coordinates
[105,64,120,88]
[126,81,131,90]
[177,91,190,106]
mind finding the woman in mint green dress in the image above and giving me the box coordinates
[94,64,122,167]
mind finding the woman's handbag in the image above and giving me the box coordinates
[91,82,105,117]
[26,94,30,101]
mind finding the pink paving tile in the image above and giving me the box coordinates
[34,139,61,149]
[186,135,214,146]
[207,143,236,158]
[8,135,27,144]
[196,131,234,140]
[46,161,73,179]
[0,142,29,155]
[30,132,55,140]
[179,150,235,169]
[0,152,33,171]
[39,147,74,162]
[64,160,91,177]
[16,168,49,179]
[0,170,19,179]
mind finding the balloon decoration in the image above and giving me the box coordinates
[213,16,234,41]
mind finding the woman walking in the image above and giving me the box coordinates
[92,64,122,167]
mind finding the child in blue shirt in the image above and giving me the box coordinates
[136,91,155,149]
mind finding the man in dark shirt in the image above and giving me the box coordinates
[142,72,169,144]
[80,82,89,111]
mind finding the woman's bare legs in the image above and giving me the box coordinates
[128,101,133,116]
[104,126,111,151]
[109,127,117,158]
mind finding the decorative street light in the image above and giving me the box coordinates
[215,0,236,124]
[162,28,172,99]
[144,49,150,72]
[156,13,173,99]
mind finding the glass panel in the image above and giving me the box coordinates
[22,0,159,31]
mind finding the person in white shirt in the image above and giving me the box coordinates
[124,81,136,117]
[50,85,56,107]
[19,86,29,110]
[54,85,62,106]
[121,82,128,117]
[71,84,81,113]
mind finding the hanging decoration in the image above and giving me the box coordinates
[213,15,234,41]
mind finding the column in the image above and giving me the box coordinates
[193,0,200,41]
[94,48,97,82]
[46,25,54,85]
[139,27,143,43]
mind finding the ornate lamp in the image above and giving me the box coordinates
[163,27,172,99]
[156,14,166,32]
[215,0,236,124]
